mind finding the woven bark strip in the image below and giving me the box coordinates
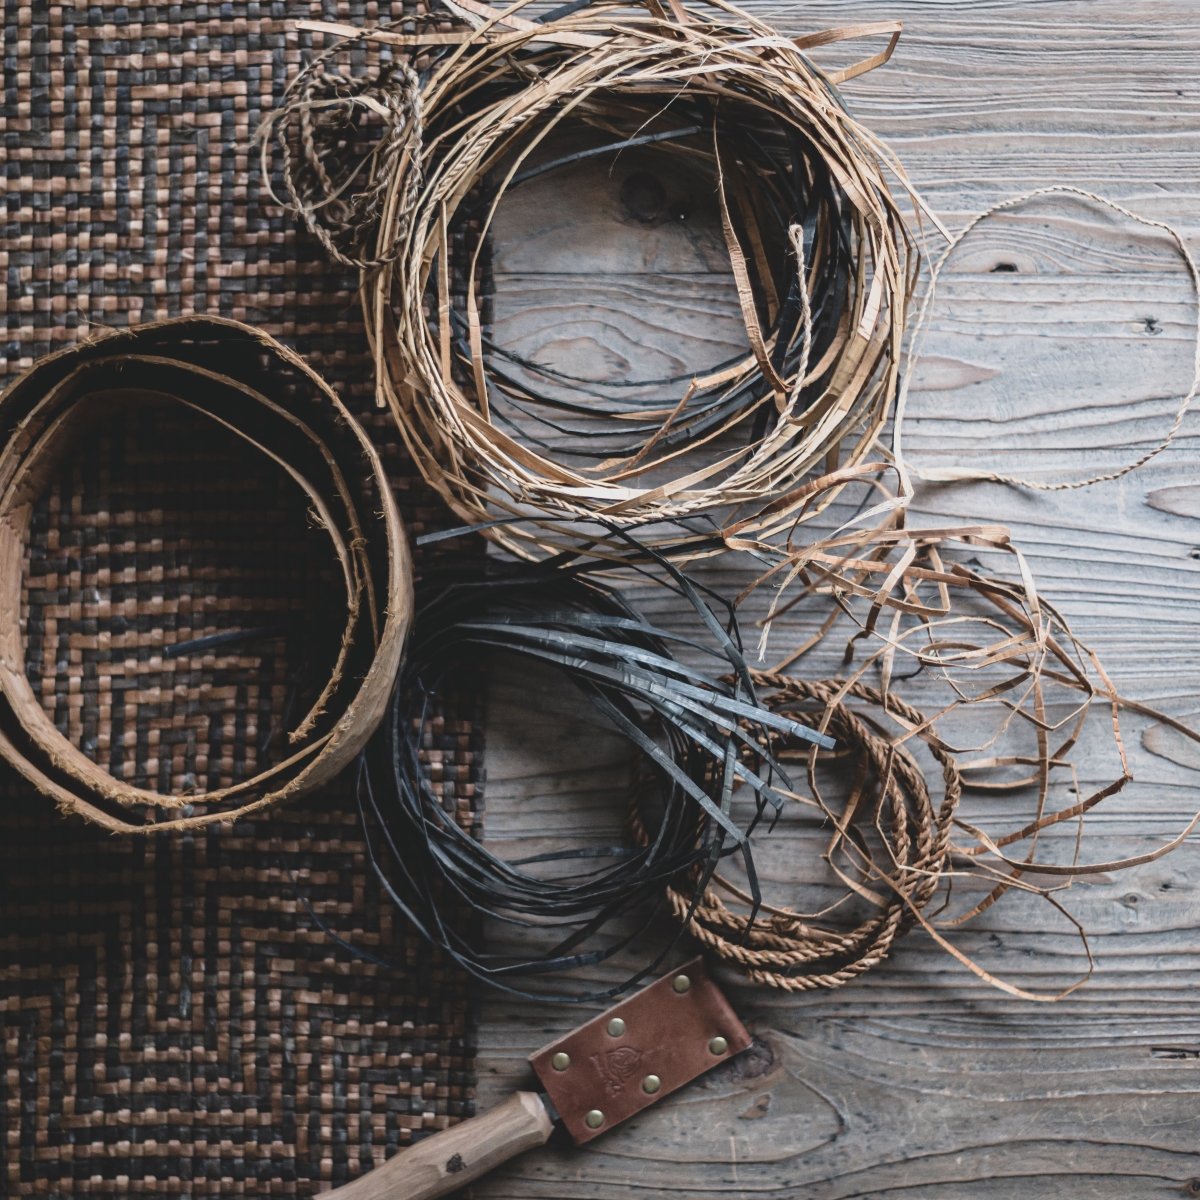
[0,316,413,833]
[264,0,919,562]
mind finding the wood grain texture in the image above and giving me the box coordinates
[476,3,1200,1195]
[323,1091,554,1200]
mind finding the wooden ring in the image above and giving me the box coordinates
[0,316,413,832]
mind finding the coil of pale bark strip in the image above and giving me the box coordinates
[0,316,413,833]
[264,0,920,562]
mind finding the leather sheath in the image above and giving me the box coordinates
[529,956,750,1144]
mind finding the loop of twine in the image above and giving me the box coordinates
[633,676,964,992]
[260,52,423,270]
[895,184,1200,494]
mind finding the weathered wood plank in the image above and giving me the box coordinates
[471,3,1200,1195]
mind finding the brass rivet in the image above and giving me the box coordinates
[607,1017,626,1037]
[642,1074,662,1095]
[551,1052,570,1071]
[672,974,691,994]
[709,1035,729,1056]
[585,1109,605,1129]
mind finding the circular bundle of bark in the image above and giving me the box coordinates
[635,674,960,990]
[271,0,917,560]
[0,316,412,833]
[357,565,831,1001]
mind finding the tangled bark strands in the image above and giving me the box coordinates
[0,317,413,833]
[266,0,921,562]
[681,464,1200,996]
[355,564,832,1002]
[737,462,1123,798]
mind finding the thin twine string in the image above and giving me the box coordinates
[893,184,1200,497]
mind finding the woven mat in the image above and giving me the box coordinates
[0,5,483,1195]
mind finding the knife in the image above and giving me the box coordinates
[322,955,751,1200]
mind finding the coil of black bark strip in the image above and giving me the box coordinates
[356,564,831,1002]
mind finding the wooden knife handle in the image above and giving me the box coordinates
[322,1091,555,1200]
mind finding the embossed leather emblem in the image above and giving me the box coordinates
[529,956,752,1145]
[591,1045,644,1095]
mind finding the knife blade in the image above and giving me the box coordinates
[320,956,749,1200]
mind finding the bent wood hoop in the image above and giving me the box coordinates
[0,316,413,832]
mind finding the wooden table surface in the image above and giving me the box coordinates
[469,3,1200,1195]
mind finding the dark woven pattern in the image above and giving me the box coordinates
[0,777,479,1197]
[0,3,483,1194]
[23,401,343,795]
